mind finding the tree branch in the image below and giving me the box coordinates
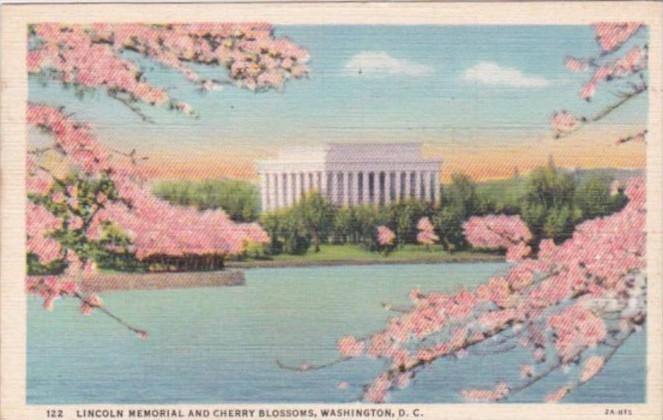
[73,291,148,338]
[555,85,647,140]
[107,91,155,124]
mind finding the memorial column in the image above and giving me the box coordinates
[405,172,412,198]
[351,171,359,205]
[343,171,351,206]
[275,172,282,209]
[260,172,268,211]
[424,171,432,203]
[331,171,339,205]
[284,173,292,207]
[394,171,402,202]
[320,171,328,197]
[295,172,302,202]
[384,171,392,204]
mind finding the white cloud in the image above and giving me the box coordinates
[461,61,550,88]
[344,51,433,77]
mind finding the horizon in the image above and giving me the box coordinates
[148,164,644,187]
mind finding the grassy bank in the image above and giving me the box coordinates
[227,244,503,269]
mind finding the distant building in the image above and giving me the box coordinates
[256,143,442,211]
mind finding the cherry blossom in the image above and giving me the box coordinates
[26,23,308,338]
[552,22,647,141]
[593,23,642,53]
[26,103,269,332]
[376,225,396,247]
[462,383,510,402]
[463,214,532,262]
[291,176,645,403]
[416,217,439,246]
[545,386,571,403]
[580,356,605,383]
[565,56,589,72]
[337,336,365,358]
[519,364,535,379]
[551,111,579,135]
[28,23,310,117]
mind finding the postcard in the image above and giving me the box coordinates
[1,2,662,419]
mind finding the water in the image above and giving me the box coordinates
[27,263,645,404]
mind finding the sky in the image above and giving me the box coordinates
[28,25,648,182]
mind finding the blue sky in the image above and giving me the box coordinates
[28,25,648,180]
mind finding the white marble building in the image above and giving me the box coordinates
[256,143,442,211]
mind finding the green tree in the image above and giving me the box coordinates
[443,172,480,218]
[291,192,335,252]
[259,210,287,255]
[153,179,260,222]
[432,207,467,252]
[281,212,311,255]
[520,162,577,244]
[575,176,628,220]
[333,207,354,244]
[429,172,480,252]
[353,205,382,249]
[384,200,431,246]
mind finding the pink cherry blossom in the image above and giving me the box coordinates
[26,104,270,325]
[547,305,607,362]
[28,23,310,114]
[565,56,589,72]
[28,104,269,266]
[25,23,308,338]
[580,356,605,382]
[364,374,392,403]
[376,225,396,247]
[520,364,535,379]
[579,46,647,100]
[593,22,642,53]
[551,111,579,133]
[553,22,647,135]
[579,82,597,100]
[416,217,439,246]
[505,241,532,263]
[69,216,84,230]
[337,336,365,358]
[328,176,645,403]
[545,386,570,403]
[464,214,532,260]
[462,383,510,402]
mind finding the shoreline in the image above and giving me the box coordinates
[36,256,505,292]
[226,254,505,269]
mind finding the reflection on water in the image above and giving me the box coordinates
[28,263,645,403]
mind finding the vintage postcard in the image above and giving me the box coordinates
[1,2,662,419]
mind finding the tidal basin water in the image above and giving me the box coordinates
[28,263,645,404]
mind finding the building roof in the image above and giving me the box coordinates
[271,143,436,163]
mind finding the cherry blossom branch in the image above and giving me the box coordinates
[616,129,648,145]
[73,291,148,338]
[107,91,156,123]
[554,84,647,139]
[108,147,149,166]
[505,327,636,403]
[27,277,148,338]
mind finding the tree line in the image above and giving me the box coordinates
[257,162,628,256]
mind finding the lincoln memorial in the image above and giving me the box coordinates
[256,143,442,211]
